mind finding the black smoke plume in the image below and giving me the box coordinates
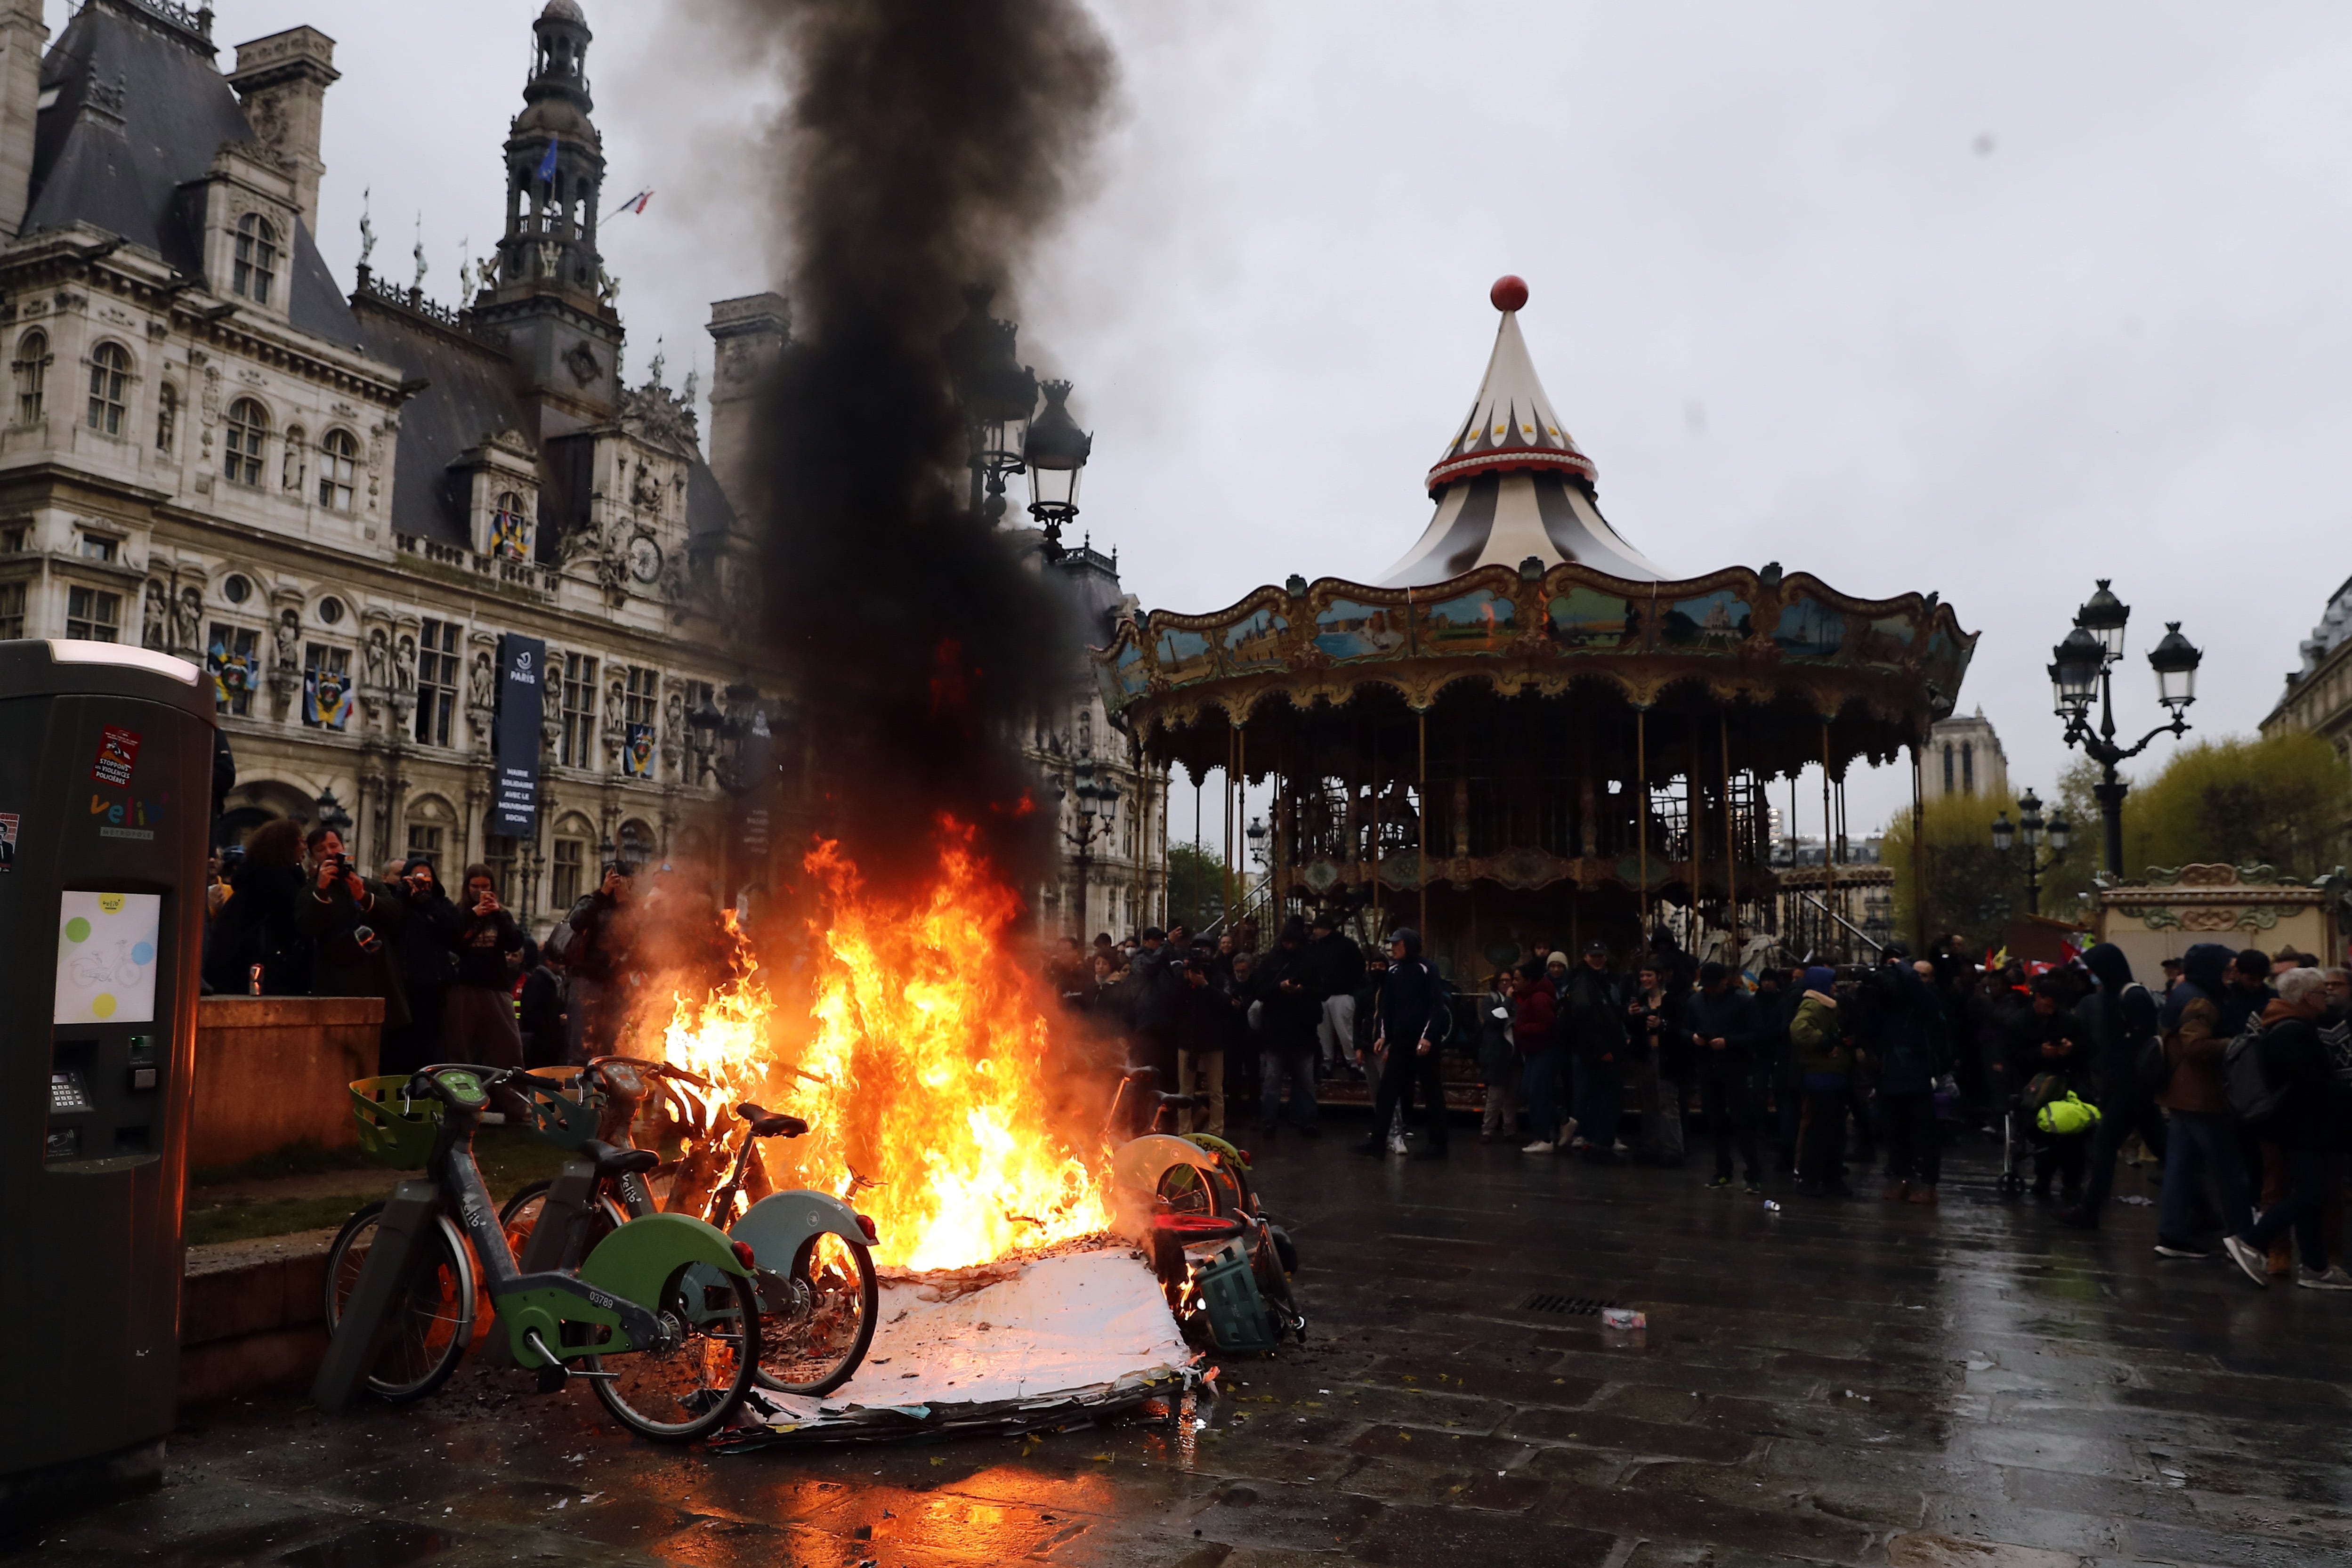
[733,0,1116,893]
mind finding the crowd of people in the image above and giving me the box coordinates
[200,820,733,1077]
[1056,916,2352,1292]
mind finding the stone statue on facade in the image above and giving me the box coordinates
[468,647,495,711]
[141,579,167,650]
[395,634,418,697]
[173,586,201,655]
[362,626,389,691]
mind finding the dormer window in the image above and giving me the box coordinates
[491,490,529,558]
[233,213,278,305]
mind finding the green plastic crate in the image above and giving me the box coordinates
[1193,1243,1280,1354]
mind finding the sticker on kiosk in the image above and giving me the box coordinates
[0,811,16,871]
[55,890,160,1025]
[91,725,140,786]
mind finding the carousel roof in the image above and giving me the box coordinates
[1378,277,1665,588]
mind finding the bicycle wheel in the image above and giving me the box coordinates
[589,1266,760,1442]
[756,1231,878,1396]
[322,1202,475,1404]
[500,1182,628,1265]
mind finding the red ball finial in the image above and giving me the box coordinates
[1490,275,1528,312]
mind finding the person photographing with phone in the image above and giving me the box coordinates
[298,824,410,1074]
[442,863,527,1068]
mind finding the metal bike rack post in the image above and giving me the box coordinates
[0,641,213,1532]
[310,1181,445,1414]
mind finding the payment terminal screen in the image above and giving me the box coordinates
[55,890,162,1025]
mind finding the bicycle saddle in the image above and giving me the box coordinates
[581,1140,659,1178]
[1153,1091,1201,1108]
[736,1103,808,1139]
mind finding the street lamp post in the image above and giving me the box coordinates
[1022,380,1093,562]
[2048,579,2202,880]
[1990,786,2069,916]
[944,287,1038,526]
[1056,761,1120,939]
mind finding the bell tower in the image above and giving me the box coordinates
[473,0,623,435]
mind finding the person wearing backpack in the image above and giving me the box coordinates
[2222,968,2352,1290]
[2062,942,2169,1229]
[2154,942,2252,1259]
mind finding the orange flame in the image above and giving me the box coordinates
[655,823,1109,1271]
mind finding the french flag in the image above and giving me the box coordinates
[614,190,654,216]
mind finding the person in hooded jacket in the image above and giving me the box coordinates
[1474,970,1520,1143]
[1790,966,1852,1196]
[202,817,312,998]
[1857,948,1945,1204]
[378,857,458,1077]
[2023,972,2093,1202]
[1355,928,1449,1159]
[2154,941,2252,1258]
[1561,942,1632,1161]
[1301,914,1365,1076]
[2221,968,2352,1290]
[1247,919,1323,1136]
[2061,942,2168,1229]
[1517,958,1567,1153]
[1687,961,1763,1191]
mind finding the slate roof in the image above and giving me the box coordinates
[348,298,527,550]
[25,0,359,344]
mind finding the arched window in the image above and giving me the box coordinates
[490,489,527,558]
[223,398,267,486]
[317,428,358,512]
[155,383,177,453]
[233,213,277,305]
[281,425,307,493]
[13,330,46,424]
[86,341,129,435]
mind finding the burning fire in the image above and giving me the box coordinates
[654,823,1110,1271]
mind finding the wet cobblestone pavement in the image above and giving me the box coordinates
[13,1133,2352,1567]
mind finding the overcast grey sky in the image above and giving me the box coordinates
[98,0,2352,841]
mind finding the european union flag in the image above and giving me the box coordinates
[535,136,559,184]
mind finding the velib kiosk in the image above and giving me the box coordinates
[0,639,212,1528]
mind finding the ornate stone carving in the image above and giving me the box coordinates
[141,579,168,650]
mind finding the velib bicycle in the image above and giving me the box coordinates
[499,1055,880,1396]
[319,1065,762,1442]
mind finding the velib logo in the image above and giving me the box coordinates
[90,789,169,841]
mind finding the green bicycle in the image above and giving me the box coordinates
[319,1065,762,1442]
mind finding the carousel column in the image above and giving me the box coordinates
[1416,708,1429,942]
[1636,709,1649,941]
[1686,720,1702,950]
[1721,716,1737,955]
[1910,740,1927,953]
[1820,722,1835,959]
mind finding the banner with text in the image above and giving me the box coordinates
[491,634,545,836]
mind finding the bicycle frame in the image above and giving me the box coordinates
[315,1067,751,1414]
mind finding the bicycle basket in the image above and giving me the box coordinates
[348,1075,442,1169]
[516,1066,599,1151]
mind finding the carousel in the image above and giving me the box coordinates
[1095,276,1976,976]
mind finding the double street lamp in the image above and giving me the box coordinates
[1991,787,2069,916]
[2047,579,2202,878]
[944,288,1094,559]
[1054,760,1121,939]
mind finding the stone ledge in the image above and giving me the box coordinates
[181,1227,338,1405]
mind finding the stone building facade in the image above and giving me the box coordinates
[1922,707,2010,805]
[0,0,773,932]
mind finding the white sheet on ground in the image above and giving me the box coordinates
[746,1246,1192,1430]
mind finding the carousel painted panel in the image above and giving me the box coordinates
[1151,623,1216,687]
[1315,598,1413,662]
[1219,604,1289,674]
[1772,593,1846,661]
[1547,586,1640,650]
[1096,641,1147,711]
[1850,613,1915,669]
[1657,589,1753,652]
[1416,586,1517,654]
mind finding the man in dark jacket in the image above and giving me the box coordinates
[1560,941,1631,1161]
[1688,962,1762,1191]
[1355,928,1447,1159]
[2061,942,2168,1229]
[2155,942,2250,1258]
[517,941,568,1069]
[565,865,634,1063]
[443,863,527,1068]
[379,858,457,1077]
[1857,950,1945,1203]
[1123,927,1186,1124]
[1302,914,1365,1075]
[297,824,409,1073]
[1249,924,1323,1136]
[2223,968,2352,1289]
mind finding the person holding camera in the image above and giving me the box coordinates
[442,863,527,1068]
[297,824,410,1073]
[564,861,636,1063]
